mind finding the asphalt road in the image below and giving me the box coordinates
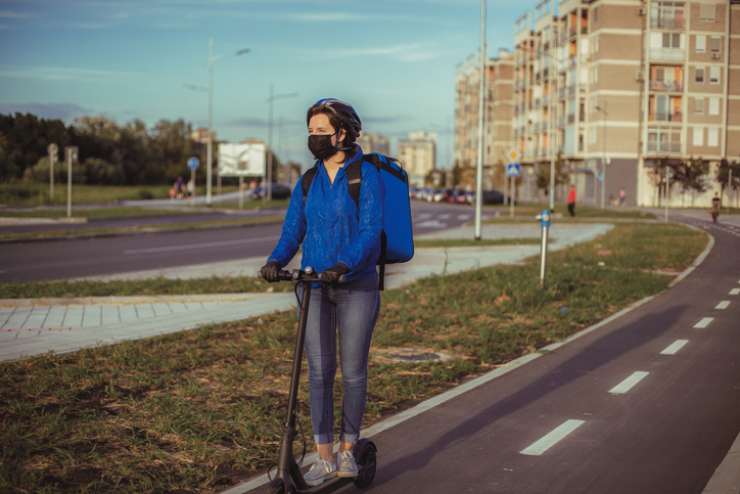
[0,201,482,282]
[314,214,736,494]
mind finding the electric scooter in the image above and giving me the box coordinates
[269,267,378,494]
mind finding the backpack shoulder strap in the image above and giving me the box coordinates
[301,163,319,199]
[345,156,364,207]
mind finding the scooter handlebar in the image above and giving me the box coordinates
[276,269,348,284]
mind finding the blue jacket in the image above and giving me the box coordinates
[267,147,384,281]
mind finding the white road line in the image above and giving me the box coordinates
[457,214,471,220]
[694,317,714,329]
[416,220,448,228]
[660,339,689,356]
[124,236,279,255]
[438,214,450,220]
[609,371,650,395]
[417,213,432,220]
[520,419,585,456]
[730,288,740,296]
[715,301,731,310]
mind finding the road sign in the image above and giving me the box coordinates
[506,162,522,177]
[509,149,520,163]
[187,157,200,171]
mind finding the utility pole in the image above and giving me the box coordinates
[48,143,58,201]
[265,87,298,202]
[65,146,77,218]
[207,37,215,205]
[474,0,487,240]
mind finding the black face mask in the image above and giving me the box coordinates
[308,133,339,160]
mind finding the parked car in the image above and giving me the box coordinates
[253,182,292,200]
[481,189,505,205]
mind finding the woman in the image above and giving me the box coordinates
[260,98,383,486]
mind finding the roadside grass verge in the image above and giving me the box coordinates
[0,184,174,207]
[0,215,284,243]
[205,199,290,211]
[0,206,203,221]
[481,204,656,221]
[0,223,707,493]
[0,276,294,299]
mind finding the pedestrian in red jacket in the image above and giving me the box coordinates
[567,185,577,217]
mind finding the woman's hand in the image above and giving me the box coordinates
[260,261,281,282]
[320,263,349,283]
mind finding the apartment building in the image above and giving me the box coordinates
[454,49,515,191]
[398,131,437,186]
[357,132,390,156]
[512,0,736,207]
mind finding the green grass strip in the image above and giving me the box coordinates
[0,223,707,493]
[0,215,284,243]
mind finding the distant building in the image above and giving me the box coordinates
[398,131,437,186]
[191,127,215,144]
[357,132,390,155]
[454,48,515,194]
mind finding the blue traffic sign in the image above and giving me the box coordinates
[187,157,200,171]
[506,162,521,177]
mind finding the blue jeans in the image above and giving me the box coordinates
[298,273,380,445]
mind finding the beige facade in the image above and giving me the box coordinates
[356,132,390,156]
[398,131,437,186]
[509,0,739,207]
[454,49,514,191]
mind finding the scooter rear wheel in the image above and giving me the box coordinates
[352,439,377,488]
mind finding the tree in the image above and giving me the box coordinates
[535,151,569,196]
[717,159,740,194]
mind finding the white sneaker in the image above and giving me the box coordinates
[304,458,336,486]
[336,450,359,478]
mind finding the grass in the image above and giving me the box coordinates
[0,276,294,299]
[414,237,544,248]
[0,222,707,493]
[0,215,284,243]
[0,207,202,221]
[485,204,656,221]
[0,184,173,207]
[205,199,290,211]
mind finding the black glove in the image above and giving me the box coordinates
[260,261,281,282]
[320,263,349,283]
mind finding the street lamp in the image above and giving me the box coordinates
[595,103,608,209]
[186,39,250,205]
[474,0,487,240]
[265,85,298,202]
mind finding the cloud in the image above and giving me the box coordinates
[0,102,91,120]
[363,114,412,125]
[0,10,32,19]
[0,65,140,82]
[325,43,442,63]
[283,12,370,22]
[225,117,303,128]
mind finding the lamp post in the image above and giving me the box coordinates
[186,40,250,205]
[265,86,298,202]
[474,0,487,240]
[595,103,608,209]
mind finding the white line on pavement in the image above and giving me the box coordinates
[694,317,714,329]
[438,214,450,220]
[457,214,471,220]
[417,213,432,220]
[730,288,740,296]
[660,339,689,356]
[416,220,448,228]
[520,420,585,456]
[715,301,731,310]
[609,371,650,395]
[124,236,279,255]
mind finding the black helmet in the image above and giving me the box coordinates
[306,98,362,144]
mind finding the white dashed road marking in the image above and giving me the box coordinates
[609,371,650,395]
[458,214,471,220]
[438,214,450,220]
[416,220,448,228]
[730,288,740,296]
[694,317,714,329]
[520,420,585,456]
[715,301,730,310]
[660,340,689,356]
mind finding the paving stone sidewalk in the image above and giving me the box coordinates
[1,223,612,362]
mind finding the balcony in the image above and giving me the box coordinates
[650,80,684,92]
[647,138,681,154]
[650,16,685,30]
[650,48,685,62]
[651,111,683,123]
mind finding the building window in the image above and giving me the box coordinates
[693,127,704,146]
[695,67,705,83]
[578,133,585,152]
[709,36,721,54]
[708,128,719,147]
[662,32,682,49]
[696,35,706,53]
[699,4,715,21]
[709,65,720,84]
[589,126,597,145]
[694,97,705,114]
[709,97,720,116]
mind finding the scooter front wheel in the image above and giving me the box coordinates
[353,439,377,488]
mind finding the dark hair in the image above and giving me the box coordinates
[306,98,362,148]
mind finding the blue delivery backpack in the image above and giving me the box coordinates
[301,152,414,289]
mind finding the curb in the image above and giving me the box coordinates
[0,292,283,308]
[703,431,740,494]
[222,222,716,494]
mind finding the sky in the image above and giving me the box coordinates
[0,0,536,169]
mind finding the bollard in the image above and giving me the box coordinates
[536,208,552,288]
